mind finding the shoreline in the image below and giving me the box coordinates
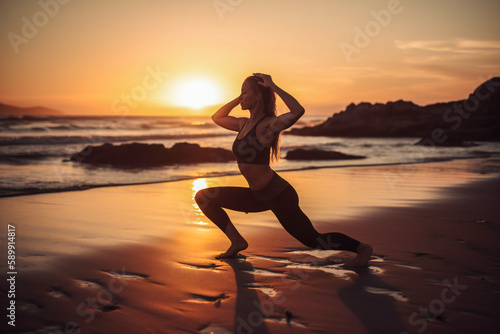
[1,155,498,199]
[1,157,499,271]
[1,158,500,333]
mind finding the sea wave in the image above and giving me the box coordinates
[2,156,497,198]
[0,173,241,198]
[0,152,68,163]
[0,133,231,146]
[0,115,217,130]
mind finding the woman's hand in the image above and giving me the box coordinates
[253,73,305,132]
[233,94,242,106]
[253,73,275,89]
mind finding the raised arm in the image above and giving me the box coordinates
[211,96,245,132]
[254,73,305,132]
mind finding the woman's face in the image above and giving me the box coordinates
[240,80,261,111]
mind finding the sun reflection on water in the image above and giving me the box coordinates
[188,178,209,227]
[192,178,208,197]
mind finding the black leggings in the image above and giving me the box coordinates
[194,176,360,253]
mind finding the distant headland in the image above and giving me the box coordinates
[290,77,500,143]
[0,102,63,115]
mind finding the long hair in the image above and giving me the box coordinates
[244,75,281,162]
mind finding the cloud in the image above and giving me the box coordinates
[394,38,500,78]
[394,39,500,53]
[456,40,500,49]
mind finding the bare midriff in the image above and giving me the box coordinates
[238,163,274,191]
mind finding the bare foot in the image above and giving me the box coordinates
[216,239,248,259]
[342,243,373,267]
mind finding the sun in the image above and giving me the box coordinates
[170,77,223,109]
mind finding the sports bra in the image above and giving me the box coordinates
[232,117,270,165]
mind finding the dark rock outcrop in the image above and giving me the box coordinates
[69,142,235,168]
[290,78,500,142]
[284,148,365,161]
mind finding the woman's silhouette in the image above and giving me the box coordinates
[195,73,372,266]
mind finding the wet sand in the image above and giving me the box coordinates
[1,158,500,333]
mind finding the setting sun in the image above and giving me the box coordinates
[169,77,223,109]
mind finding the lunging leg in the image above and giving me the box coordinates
[270,186,372,266]
[195,187,268,258]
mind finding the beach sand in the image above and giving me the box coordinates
[1,158,500,333]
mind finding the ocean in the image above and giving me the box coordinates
[1,114,499,197]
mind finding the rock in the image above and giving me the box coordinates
[284,148,365,160]
[69,142,235,168]
[290,77,500,142]
[169,142,235,163]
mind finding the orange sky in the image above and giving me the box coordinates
[1,0,499,116]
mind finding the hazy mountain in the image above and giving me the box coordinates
[0,103,63,115]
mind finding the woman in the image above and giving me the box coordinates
[195,73,373,266]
